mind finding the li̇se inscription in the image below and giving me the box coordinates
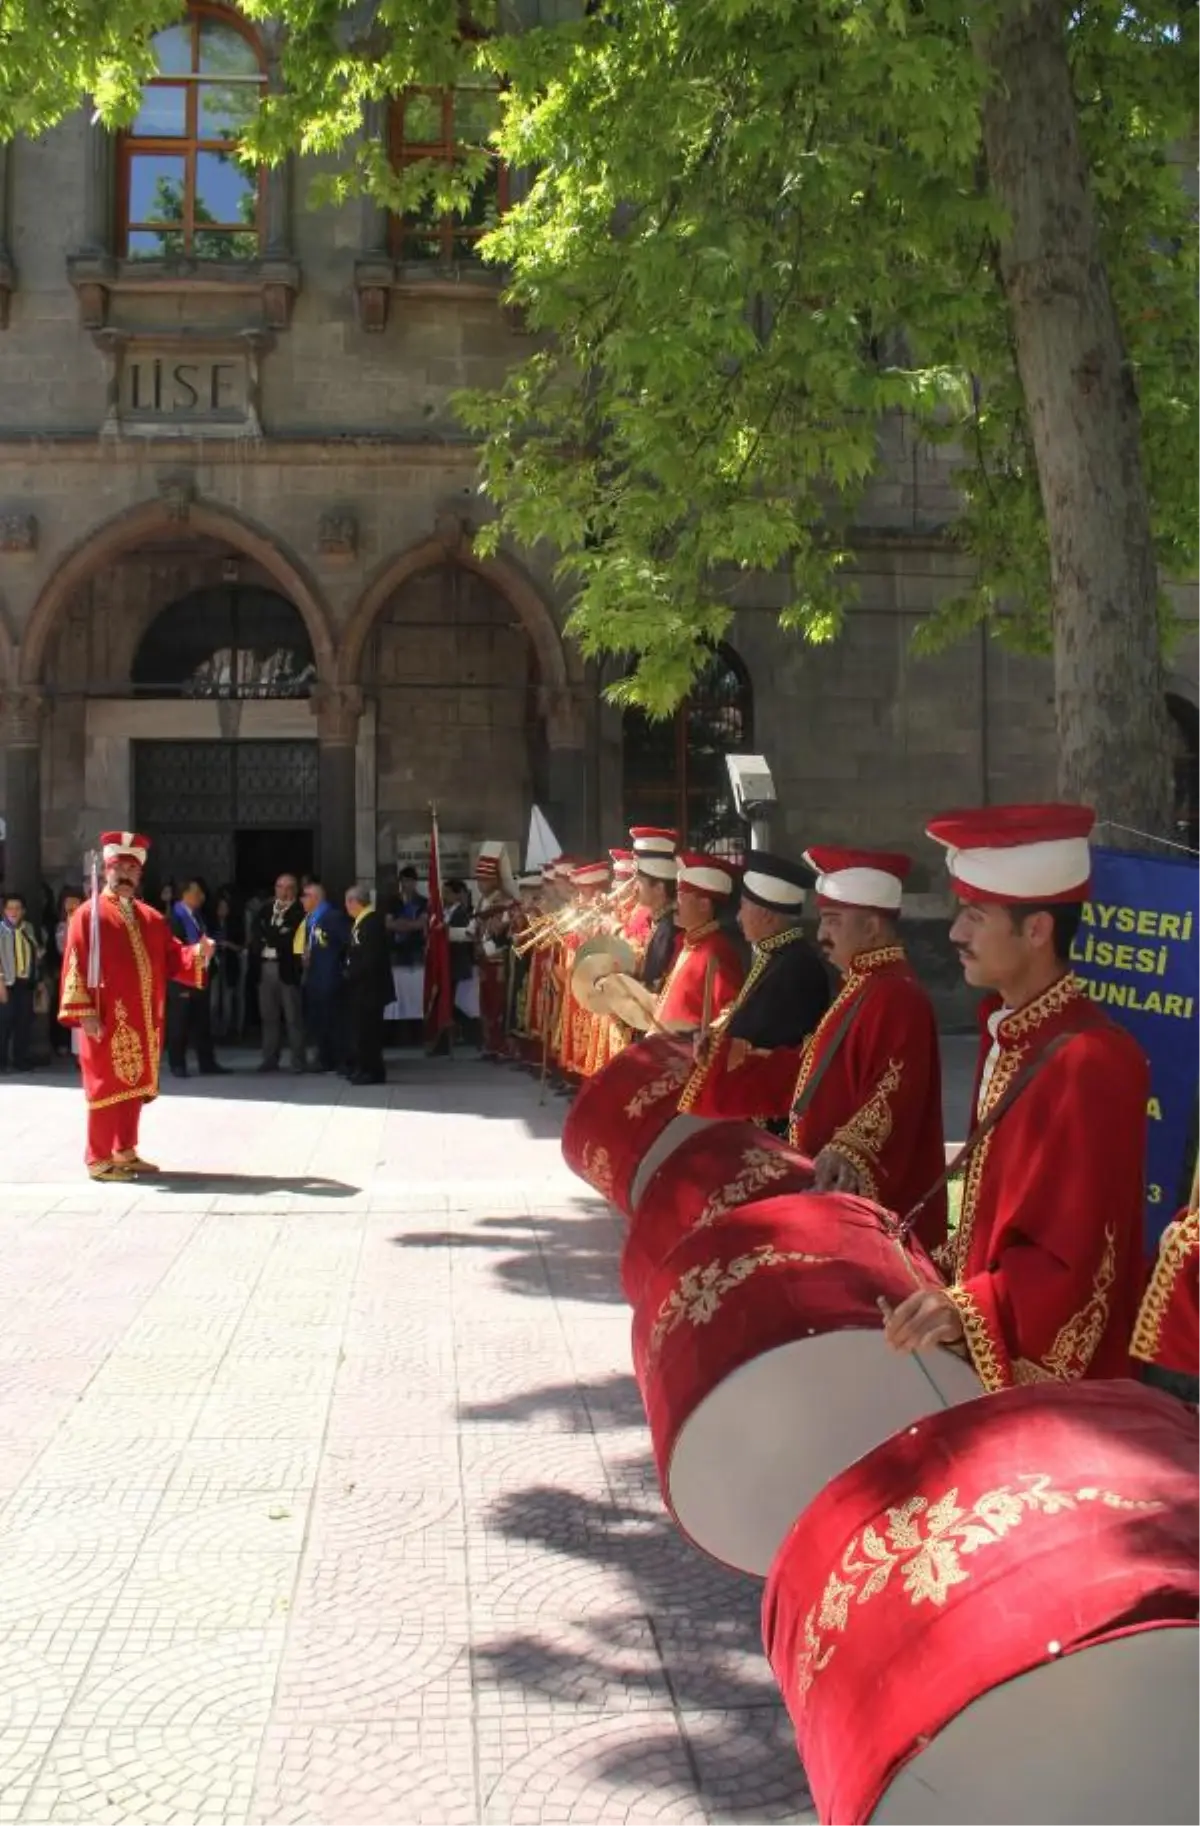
[98,334,266,438]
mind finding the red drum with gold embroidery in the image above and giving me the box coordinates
[764,1379,1199,1825]
[632,1194,981,1577]
[621,1121,815,1307]
[561,1033,705,1217]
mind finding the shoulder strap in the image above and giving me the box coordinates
[791,979,875,1123]
[897,1031,1077,1238]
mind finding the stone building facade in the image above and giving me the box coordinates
[0,7,1195,909]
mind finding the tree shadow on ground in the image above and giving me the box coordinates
[390,1207,627,1307]
[461,1372,813,1821]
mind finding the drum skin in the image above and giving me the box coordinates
[561,1033,694,1216]
[631,1194,981,1576]
[622,1121,815,1307]
[763,1380,1200,1826]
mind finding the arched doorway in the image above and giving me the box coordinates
[362,560,545,868]
[129,585,319,897]
[622,644,753,857]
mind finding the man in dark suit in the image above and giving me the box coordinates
[343,884,392,1085]
[300,879,349,1073]
[167,879,226,1076]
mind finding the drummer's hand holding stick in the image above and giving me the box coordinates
[878,1287,965,1354]
[813,1147,864,1195]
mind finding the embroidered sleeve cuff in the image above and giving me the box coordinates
[1131,1210,1199,1368]
[944,1280,1012,1393]
[823,1139,879,1202]
[58,999,94,1024]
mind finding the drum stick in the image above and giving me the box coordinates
[699,957,716,1044]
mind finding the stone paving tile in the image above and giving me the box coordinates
[0,1062,812,1825]
[250,1720,479,1825]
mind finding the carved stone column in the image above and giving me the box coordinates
[539,683,594,855]
[1,688,46,896]
[0,143,15,327]
[312,685,363,898]
[260,26,293,261]
[81,123,115,257]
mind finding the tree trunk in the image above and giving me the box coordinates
[977,0,1174,844]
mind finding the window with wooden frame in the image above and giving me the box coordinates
[388,86,509,264]
[622,645,754,861]
[118,5,266,262]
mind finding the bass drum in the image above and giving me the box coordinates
[764,1379,1199,1826]
[621,1120,815,1307]
[632,1192,981,1577]
[561,1033,704,1218]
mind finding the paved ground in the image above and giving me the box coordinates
[0,1053,834,1826]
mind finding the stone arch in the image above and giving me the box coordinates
[338,537,570,696]
[18,497,337,687]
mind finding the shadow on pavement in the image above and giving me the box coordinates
[142,1170,360,1198]
[460,1372,814,1821]
[390,1208,626,1307]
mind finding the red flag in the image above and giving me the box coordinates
[423,809,454,1050]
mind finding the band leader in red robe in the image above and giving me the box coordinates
[58,831,210,1178]
[886,804,1149,1393]
[655,853,745,1031]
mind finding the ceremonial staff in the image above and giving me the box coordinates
[85,847,101,991]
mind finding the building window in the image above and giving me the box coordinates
[119,5,265,262]
[388,86,509,263]
[132,585,316,699]
[622,644,753,859]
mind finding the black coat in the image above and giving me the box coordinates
[253,899,306,986]
[727,929,833,1049]
[345,908,393,1009]
[641,908,680,993]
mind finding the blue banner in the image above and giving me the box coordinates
[1070,845,1199,1247]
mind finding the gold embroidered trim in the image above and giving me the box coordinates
[624,1052,691,1120]
[581,1142,616,1203]
[647,1241,833,1361]
[828,1057,904,1168]
[1041,1225,1116,1380]
[996,972,1084,1043]
[58,946,94,1018]
[678,927,807,1114]
[109,997,145,1087]
[794,1474,1165,1697]
[847,944,906,974]
[951,1041,1027,1280]
[944,1283,1007,1392]
[120,899,160,1095]
[694,1146,795,1228]
[1131,1207,1200,1364]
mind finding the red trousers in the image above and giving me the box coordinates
[86,1099,144,1166]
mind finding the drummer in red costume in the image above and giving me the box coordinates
[1131,1170,1199,1405]
[655,853,745,1032]
[58,831,215,1181]
[885,803,1149,1391]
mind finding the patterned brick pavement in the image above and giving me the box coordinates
[0,1057,816,1825]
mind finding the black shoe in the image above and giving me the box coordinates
[199,1063,230,1075]
[170,1065,189,1078]
[348,1071,385,1086]
[256,1060,278,1073]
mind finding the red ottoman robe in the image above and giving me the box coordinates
[943,974,1149,1393]
[1131,1199,1199,1382]
[680,944,947,1254]
[59,890,207,1110]
[655,921,745,1030]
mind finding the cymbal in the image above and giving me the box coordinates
[572,950,627,1016]
[575,933,638,975]
[592,971,660,1032]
